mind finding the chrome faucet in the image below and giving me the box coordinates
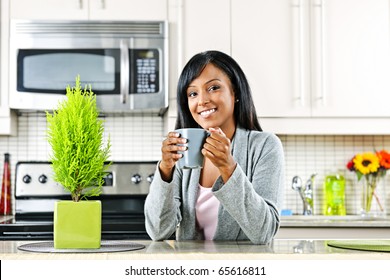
[291,174,316,215]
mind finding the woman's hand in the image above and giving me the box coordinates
[159,131,187,181]
[202,127,237,183]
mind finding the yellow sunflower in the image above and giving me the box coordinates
[353,152,380,175]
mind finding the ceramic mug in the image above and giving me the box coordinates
[175,128,210,169]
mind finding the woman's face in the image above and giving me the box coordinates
[186,63,236,134]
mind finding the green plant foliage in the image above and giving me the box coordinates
[46,75,111,202]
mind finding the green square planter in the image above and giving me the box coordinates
[54,200,102,249]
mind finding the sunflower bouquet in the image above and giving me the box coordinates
[346,150,390,214]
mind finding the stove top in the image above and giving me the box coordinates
[0,161,157,240]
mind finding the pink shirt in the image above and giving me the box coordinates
[195,184,220,240]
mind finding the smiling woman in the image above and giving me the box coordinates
[144,50,285,244]
[185,65,236,139]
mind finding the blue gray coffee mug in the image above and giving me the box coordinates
[175,128,210,169]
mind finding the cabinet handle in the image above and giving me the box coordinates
[100,0,105,9]
[312,0,326,106]
[78,0,83,9]
[292,0,306,107]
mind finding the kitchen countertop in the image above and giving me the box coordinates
[280,215,390,227]
[277,215,390,239]
[1,239,389,260]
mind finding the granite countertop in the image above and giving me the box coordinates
[1,239,389,260]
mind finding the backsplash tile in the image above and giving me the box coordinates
[0,113,164,163]
[1,113,389,216]
[279,134,390,216]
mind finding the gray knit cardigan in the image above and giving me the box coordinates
[144,127,285,244]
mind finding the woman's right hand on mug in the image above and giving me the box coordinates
[159,131,187,181]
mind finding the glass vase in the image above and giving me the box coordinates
[360,175,386,218]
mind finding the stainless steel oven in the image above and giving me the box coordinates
[0,161,159,240]
[9,20,168,115]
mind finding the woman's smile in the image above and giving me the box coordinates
[199,108,216,118]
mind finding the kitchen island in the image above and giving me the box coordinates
[0,239,389,260]
[2,239,390,280]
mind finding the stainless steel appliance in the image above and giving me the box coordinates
[9,20,168,115]
[0,161,158,240]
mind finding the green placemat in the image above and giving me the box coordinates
[326,240,390,252]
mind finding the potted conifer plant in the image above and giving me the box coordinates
[46,75,111,249]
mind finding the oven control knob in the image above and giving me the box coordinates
[23,175,32,184]
[131,174,142,184]
[38,174,48,184]
[147,174,154,183]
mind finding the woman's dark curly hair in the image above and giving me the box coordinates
[175,50,262,131]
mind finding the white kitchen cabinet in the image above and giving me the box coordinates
[88,0,167,20]
[166,0,231,123]
[10,0,88,19]
[181,0,231,64]
[0,0,16,135]
[231,0,390,119]
[10,0,167,20]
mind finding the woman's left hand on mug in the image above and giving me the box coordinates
[202,127,237,181]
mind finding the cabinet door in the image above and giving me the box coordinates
[311,0,390,117]
[89,0,168,20]
[10,0,89,19]
[10,0,168,21]
[1,0,17,135]
[232,0,311,117]
[182,0,231,64]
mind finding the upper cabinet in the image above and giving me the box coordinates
[231,0,390,120]
[10,0,88,19]
[89,0,167,20]
[1,0,16,135]
[181,0,230,64]
[166,0,231,124]
[10,0,168,20]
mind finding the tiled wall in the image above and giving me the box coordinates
[280,135,390,216]
[0,113,164,162]
[1,114,389,216]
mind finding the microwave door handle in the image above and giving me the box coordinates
[120,39,130,104]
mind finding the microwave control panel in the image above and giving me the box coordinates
[132,49,160,94]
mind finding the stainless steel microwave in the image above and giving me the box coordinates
[9,20,168,115]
